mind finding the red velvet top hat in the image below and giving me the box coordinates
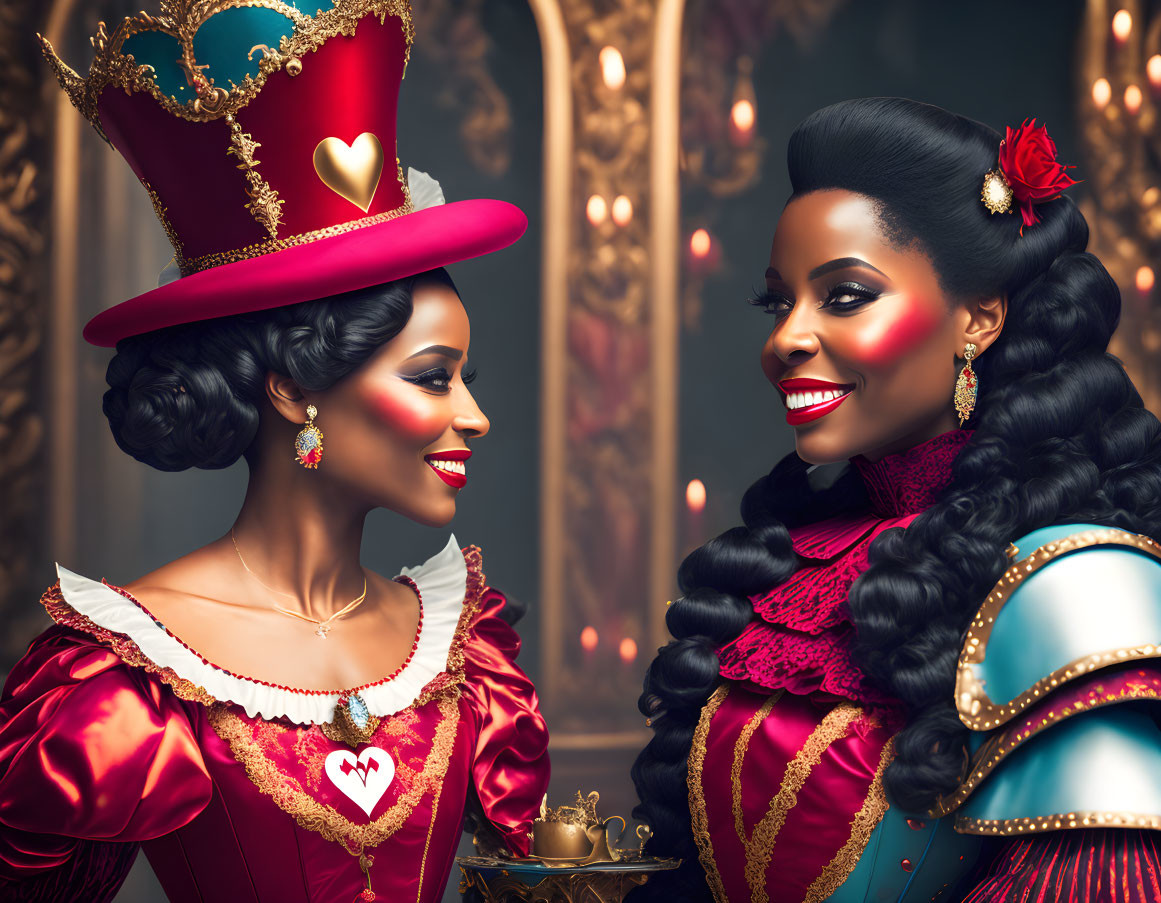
[41,0,526,347]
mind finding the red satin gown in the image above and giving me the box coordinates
[0,537,549,902]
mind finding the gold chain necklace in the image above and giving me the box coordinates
[230,528,368,639]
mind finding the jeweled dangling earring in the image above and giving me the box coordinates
[954,343,978,426]
[294,404,324,468]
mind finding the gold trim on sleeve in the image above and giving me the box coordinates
[803,738,894,903]
[744,703,863,903]
[687,683,731,903]
[932,673,1161,817]
[956,528,1161,731]
[955,811,1161,836]
[40,582,219,707]
[731,690,781,844]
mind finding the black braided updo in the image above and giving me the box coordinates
[102,269,456,471]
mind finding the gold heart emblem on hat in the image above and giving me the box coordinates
[313,132,384,213]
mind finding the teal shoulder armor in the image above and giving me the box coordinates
[955,523,1161,731]
[936,524,1161,834]
[953,703,1161,835]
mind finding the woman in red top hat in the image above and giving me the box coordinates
[0,2,548,901]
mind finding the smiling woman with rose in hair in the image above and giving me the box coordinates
[632,98,1161,902]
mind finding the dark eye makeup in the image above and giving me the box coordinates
[747,280,882,317]
[399,366,477,392]
[400,367,454,391]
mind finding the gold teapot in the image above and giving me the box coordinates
[530,791,627,864]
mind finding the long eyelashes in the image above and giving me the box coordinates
[400,366,477,392]
[747,282,882,317]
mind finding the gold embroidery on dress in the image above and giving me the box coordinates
[208,689,461,854]
[414,751,447,902]
[38,0,414,132]
[802,738,894,903]
[730,690,781,844]
[744,703,863,903]
[687,683,731,903]
[40,584,219,707]
[957,528,1161,731]
[225,113,283,237]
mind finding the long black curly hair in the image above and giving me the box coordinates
[102,268,456,472]
[630,97,1161,898]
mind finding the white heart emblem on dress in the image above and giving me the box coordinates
[324,747,395,817]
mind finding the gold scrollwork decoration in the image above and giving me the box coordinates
[225,113,283,237]
[38,0,414,135]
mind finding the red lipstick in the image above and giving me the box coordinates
[424,449,471,489]
[778,377,855,426]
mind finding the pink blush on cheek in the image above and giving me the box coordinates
[365,383,447,440]
[844,294,944,368]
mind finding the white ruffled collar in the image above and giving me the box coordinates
[54,534,469,724]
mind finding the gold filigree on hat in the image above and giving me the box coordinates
[980,169,1013,215]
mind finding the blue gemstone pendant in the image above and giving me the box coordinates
[321,691,380,748]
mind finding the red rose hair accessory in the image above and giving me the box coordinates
[981,119,1079,234]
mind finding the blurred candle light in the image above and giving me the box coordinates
[586,194,608,226]
[619,637,638,664]
[1150,55,1161,89]
[690,228,711,258]
[1137,265,1155,293]
[600,46,626,90]
[611,194,633,226]
[685,478,706,551]
[1125,84,1144,115]
[1093,77,1112,109]
[729,56,757,146]
[1113,9,1132,42]
[731,99,756,133]
[686,479,707,513]
[580,625,599,652]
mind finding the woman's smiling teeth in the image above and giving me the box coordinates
[427,459,466,475]
[786,389,849,410]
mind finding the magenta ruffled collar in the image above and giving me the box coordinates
[717,429,973,707]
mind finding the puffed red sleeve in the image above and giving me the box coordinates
[0,623,213,893]
[961,829,1161,901]
[462,587,550,857]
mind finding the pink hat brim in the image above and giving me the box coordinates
[83,199,527,347]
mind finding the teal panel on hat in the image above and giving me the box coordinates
[959,703,1161,825]
[192,7,298,92]
[978,523,1161,708]
[285,0,337,12]
[120,30,187,99]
